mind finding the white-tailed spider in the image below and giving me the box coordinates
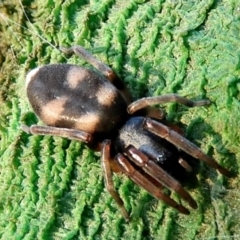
[22,45,231,220]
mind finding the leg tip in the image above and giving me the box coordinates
[218,166,232,177]
[21,125,30,133]
[178,205,190,215]
[59,46,71,54]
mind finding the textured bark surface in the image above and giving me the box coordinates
[0,1,239,239]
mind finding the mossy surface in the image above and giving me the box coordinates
[0,1,240,239]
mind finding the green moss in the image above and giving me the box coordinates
[0,0,239,239]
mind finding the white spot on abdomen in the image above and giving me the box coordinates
[40,97,68,125]
[67,66,89,89]
[95,84,117,107]
[26,67,40,88]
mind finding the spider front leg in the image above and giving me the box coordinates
[115,152,191,214]
[143,118,231,177]
[60,45,132,104]
[101,140,129,221]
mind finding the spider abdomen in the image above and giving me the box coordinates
[26,64,128,137]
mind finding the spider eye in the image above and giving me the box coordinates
[157,153,167,163]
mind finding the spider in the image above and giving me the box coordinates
[22,45,231,220]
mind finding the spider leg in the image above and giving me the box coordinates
[141,106,165,120]
[115,153,190,214]
[21,125,93,144]
[128,94,211,114]
[124,145,197,209]
[143,118,231,177]
[60,45,132,104]
[101,140,129,221]
[179,158,193,172]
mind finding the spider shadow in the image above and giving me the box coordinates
[184,116,237,212]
